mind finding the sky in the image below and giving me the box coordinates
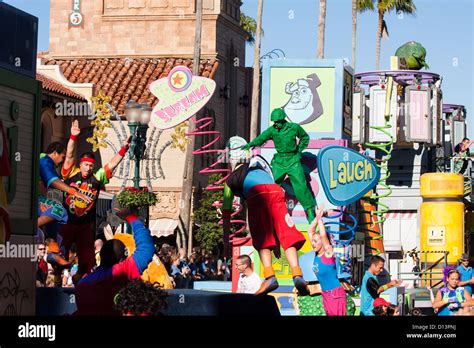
[3,0,474,136]
[241,0,474,136]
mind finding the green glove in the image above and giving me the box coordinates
[241,144,251,150]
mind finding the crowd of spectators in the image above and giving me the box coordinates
[36,240,89,288]
[157,245,230,289]
[36,239,231,290]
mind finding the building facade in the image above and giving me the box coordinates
[38,0,252,245]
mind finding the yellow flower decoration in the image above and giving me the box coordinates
[87,90,113,152]
[170,122,191,152]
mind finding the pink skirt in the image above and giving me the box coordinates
[321,286,347,316]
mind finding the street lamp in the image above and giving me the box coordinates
[125,100,152,189]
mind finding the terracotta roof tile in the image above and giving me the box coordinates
[36,72,86,101]
[43,57,219,115]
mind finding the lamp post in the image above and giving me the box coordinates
[124,100,152,189]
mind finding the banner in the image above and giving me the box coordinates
[149,66,216,129]
[317,145,380,206]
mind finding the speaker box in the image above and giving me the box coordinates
[0,2,38,78]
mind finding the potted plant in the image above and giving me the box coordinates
[116,187,158,211]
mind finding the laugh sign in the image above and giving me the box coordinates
[149,66,216,129]
[317,146,380,206]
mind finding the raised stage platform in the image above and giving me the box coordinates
[36,288,281,316]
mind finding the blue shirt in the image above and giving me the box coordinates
[360,271,377,316]
[457,265,473,295]
[171,264,181,276]
[242,168,273,198]
[39,155,59,188]
[313,254,340,291]
[437,286,466,316]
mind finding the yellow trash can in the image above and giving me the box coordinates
[420,173,464,263]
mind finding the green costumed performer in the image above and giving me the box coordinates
[242,108,316,223]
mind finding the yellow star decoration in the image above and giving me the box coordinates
[170,122,191,152]
[87,90,113,152]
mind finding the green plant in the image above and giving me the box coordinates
[240,12,263,45]
[357,0,417,69]
[193,174,226,253]
[117,187,158,210]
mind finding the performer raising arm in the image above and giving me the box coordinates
[308,206,347,316]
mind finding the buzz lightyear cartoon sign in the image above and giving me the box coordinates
[262,59,353,140]
[283,74,323,125]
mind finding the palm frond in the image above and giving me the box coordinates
[356,0,375,12]
[240,12,263,45]
[381,19,389,39]
[378,0,417,14]
[393,0,416,13]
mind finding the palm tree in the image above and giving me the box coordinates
[317,0,327,58]
[250,0,264,140]
[240,12,262,45]
[375,0,416,70]
[353,0,374,70]
[181,0,203,256]
[358,0,416,69]
[352,0,357,69]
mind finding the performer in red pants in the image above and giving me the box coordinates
[222,136,310,296]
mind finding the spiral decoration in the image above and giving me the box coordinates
[359,76,395,256]
[185,116,248,241]
[318,209,357,276]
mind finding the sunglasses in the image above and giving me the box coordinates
[38,248,46,251]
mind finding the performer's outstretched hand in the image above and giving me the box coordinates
[123,135,132,149]
[315,205,327,219]
[309,215,319,231]
[74,190,93,204]
[71,120,81,136]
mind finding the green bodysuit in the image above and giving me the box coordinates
[243,108,316,222]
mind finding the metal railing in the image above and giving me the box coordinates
[397,250,449,288]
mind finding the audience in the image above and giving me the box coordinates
[236,254,262,294]
[372,298,400,316]
[36,243,48,287]
[38,232,237,291]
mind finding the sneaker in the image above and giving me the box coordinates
[255,276,279,295]
[293,276,310,296]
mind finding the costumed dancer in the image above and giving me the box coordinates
[113,232,174,289]
[222,137,309,296]
[60,120,131,281]
[38,121,92,240]
[74,208,155,315]
[433,268,474,316]
[360,256,402,316]
[241,108,316,223]
[307,206,347,315]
